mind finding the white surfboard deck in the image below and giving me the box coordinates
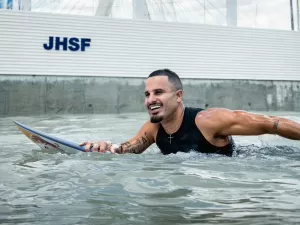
[14,121,85,154]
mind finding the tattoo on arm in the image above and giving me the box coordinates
[116,132,151,154]
[273,120,279,130]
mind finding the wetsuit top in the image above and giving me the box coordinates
[156,107,235,156]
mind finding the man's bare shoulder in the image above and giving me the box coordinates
[196,108,257,121]
[139,120,160,141]
[196,108,233,120]
[143,120,160,130]
[195,108,237,131]
[195,107,261,134]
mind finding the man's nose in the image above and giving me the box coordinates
[148,93,156,103]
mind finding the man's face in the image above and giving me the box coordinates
[144,76,182,123]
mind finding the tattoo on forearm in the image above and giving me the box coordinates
[273,120,279,130]
[116,132,151,154]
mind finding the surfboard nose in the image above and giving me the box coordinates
[13,120,86,153]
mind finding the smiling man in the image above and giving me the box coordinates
[80,69,300,156]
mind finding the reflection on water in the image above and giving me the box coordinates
[1,112,300,225]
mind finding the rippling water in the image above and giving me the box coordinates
[1,112,300,225]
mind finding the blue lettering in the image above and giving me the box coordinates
[43,36,54,50]
[44,36,91,51]
[81,38,91,51]
[68,38,80,51]
[55,37,68,51]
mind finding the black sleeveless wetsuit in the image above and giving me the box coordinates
[156,107,235,156]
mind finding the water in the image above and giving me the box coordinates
[1,112,300,225]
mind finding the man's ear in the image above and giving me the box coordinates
[176,90,183,103]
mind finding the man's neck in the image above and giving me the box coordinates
[161,104,185,135]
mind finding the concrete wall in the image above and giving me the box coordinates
[1,75,300,117]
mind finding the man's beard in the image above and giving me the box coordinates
[150,115,164,123]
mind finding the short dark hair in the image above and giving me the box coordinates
[148,69,183,91]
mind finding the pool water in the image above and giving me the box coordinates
[1,112,300,225]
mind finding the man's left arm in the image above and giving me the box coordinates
[197,108,300,140]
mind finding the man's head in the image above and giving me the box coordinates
[144,69,184,123]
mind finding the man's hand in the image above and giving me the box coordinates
[79,121,157,154]
[79,141,120,153]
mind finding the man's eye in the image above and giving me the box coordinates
[155,90,163,95]
[145,93,149,97]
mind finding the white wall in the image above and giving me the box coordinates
[0,10,300,80]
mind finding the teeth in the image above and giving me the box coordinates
[150,105,161,110]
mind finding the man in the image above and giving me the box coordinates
[80,69,300,156]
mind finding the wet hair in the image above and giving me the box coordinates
[148,69,183,91]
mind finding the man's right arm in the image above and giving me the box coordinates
[115,130,153,154]
[80,121,157,154]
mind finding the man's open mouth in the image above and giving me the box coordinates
[149,104,162,110]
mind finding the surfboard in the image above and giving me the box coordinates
[14,121,85,154]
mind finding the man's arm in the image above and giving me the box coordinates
[114,122,156,154]
[197,108,300,140]
[80,121,157,153]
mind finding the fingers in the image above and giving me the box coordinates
[85,142,93,152]
[79,141,87,146]
[92,143,99,152]
[99,142,107,153]
[81,141,113,153]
